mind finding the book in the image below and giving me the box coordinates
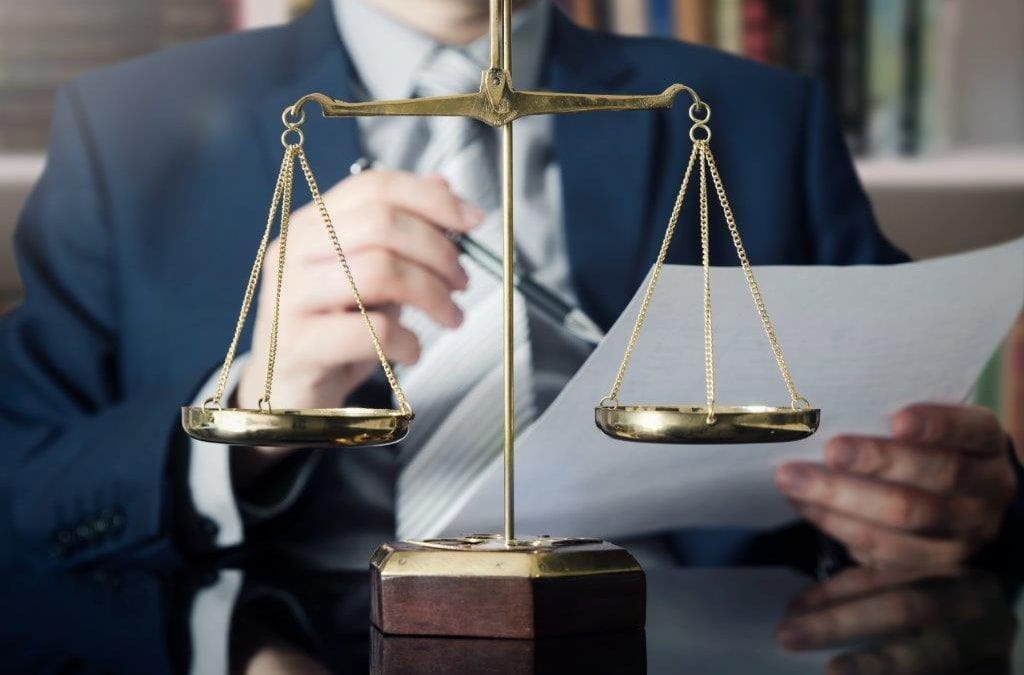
[609,0,648,36]
[836,0,869,154]
[649,0,674,37]
[741,0,772,63]
[673,0,712,45]
[866,0,906,154]
[715,0,743,54]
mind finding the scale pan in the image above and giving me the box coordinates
[181,407,411,448]
[595,404,819,444]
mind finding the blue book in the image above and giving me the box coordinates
[649,0,673,37]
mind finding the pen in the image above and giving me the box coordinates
[350,157,606,344]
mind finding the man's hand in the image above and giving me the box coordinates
[776,566,1016,673]
[238,169,480,410]
[232,170,482,485]
[775,404,1016,568]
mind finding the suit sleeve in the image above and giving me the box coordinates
[0,83,206,568]
[800,79,909,265]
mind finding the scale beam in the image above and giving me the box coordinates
[288,80,702,128]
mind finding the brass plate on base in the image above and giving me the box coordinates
[595,404,820,444]
[370,535,645,638]
[181,406,411,447]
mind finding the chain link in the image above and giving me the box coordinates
[601,109,809,414]
[295,148,412,416]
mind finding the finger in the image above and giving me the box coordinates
[892,404,1007,457]
[284,252,464,328]
[779,574,997,650]
[827,618,1015,675]
[330,169,485,234]
[826,435,962,492]
[779,586,944,650]
[786,566,944,614]
[794,502,972,568]
[284,204,470,290]
[775,462,995,538]
[284,310,421,369]
[825,435,1016,497]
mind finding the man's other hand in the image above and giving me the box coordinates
[775,404,1016,568]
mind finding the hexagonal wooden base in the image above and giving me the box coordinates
[369,535,645,638]
[370,628,646,673]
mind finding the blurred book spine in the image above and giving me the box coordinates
[555,0,996,157]
[673,0,712,45]
[714,0,743,55]
[0,0,231,152]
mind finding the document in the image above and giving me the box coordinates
[435,236,1024,539]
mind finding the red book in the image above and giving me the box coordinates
[742,0,772,63]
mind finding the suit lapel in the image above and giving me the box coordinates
[252,0,362,210]
[547,9,661,329]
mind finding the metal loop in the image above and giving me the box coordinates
[202,397,222,412]
[281,106,305,128]
[257,398,273,414]
[599,396,619,409]
[689,101,711,124]
[281,127,304,148]
[791,396,812,411]
[690,124,711,144]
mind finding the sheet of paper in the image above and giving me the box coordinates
[434,236,1024,539]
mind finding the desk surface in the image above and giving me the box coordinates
[1,561,1021,674]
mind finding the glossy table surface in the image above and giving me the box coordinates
[1,559,1021,674]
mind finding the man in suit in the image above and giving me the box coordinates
[1,0,1018,570]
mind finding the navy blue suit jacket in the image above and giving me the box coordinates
[1,1,908,569]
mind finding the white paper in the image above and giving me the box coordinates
[436,236,1024,539]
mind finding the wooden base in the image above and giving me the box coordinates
[369,535,645,638]
[370,628,646,673]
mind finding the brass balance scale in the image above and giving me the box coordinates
[182,0,819,639]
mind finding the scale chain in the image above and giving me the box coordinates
[204,149,292,410]
[260,148,297,412]
[204,125,411,416]
[294,147,412,416]
[698,145,715,424]
[602,107,810,417]
[602,142,700,407]
[704,147,808,410]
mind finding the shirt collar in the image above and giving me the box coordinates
[333,0,549,101]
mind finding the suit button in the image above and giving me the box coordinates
[92,515,110,535]
[110,507,127,535]
[55,529,74,546]
[75,521,95,542]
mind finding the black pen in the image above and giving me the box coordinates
[351,157,606,344]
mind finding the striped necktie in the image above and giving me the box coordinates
[395,47,537,539]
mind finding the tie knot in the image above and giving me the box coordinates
[414,47,484,98]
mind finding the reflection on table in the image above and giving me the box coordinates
[0,561,1020,674]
